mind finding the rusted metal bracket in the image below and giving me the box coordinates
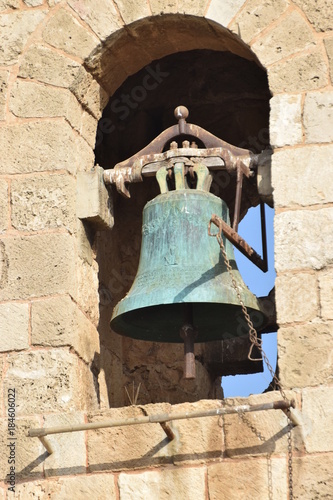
[103,105,258,200]
[209,212,268,272]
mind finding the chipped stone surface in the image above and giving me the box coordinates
[0,302,29,352]
[31,295,100,364]
[114,0,151,22]
[0,0,21,9]
[0,10,46,65]
[10,80,81,131]
[275,272,318,324]
[0,416,44,482]
[70,67,108,119]
[11,174,76,232]
[208,458,287,499]
[230,0,288,43]
[293,454,333,499]
[0,180,8,232]
[278,322,333,387]
[149,0,178,14]
[268,48,328,93]
[293,0,333,32]
[14,474,117,499]
[77,257,99,325]
[270,94,302,147]
[0,69,9,120]
[205,0,246,27]
[274,208,333,271]
[43,412,86,477]
[43,9,99,60]
[23,0,44,6]
[19,45,81,88]
[252,11,315,66]
[0,121,78,174]
[68,0,123,41]
[272,145,333,206]
[324,37,333,83]
[0,233,76,300]
[118,467,206,499]
[3,349,80,414]
[304,91,333,143]
[319,268,333,320]
[302,386,333,452]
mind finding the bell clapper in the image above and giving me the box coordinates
[180,304,198,380]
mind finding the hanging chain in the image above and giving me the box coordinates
[210,224,293,499]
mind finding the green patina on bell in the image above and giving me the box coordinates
[110,162,265,344]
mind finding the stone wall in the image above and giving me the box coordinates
[0,0,332,498]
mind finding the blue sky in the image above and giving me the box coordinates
[222,204,277,397]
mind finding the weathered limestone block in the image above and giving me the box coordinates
[0,302,29,352]
[275,272,318,324]
[0,416,44,482]
[77,166,114,230]
[149,0,177,14]
[78,359,100,411]
[43,9,99,61]
[324,37,333,83]
[43,412,86,477]
[81,110,98,148]
[0,233,76,300]
[0,180,8,231]
[70,68,108,120]
[0,69,9,120]
[88,401,223,471]
[268,48,328,94]
[302,386,333,452]
[205,0,246,27]
[14,474,117,499]
[293,454,333,499]
[274,208,333,272]
[270,94,302,147]
[208,458,287,499]
[272,145,333,207]
[0,10,46,65]
[68,0,123,40]
[74,133,95,172]
[112,0,150,23]
[222,392,302,458]
[318,268,333,320]
[31,295,100,364]
[11,174,76,232]
[0,121,78,174]
[278,322,333,388]
[252,11,315,66]
[229,0,288,43]
[293,0,333,32]
[3,349,80,414]
[19,45,81,88]
[304,91,333,143]
[77,257,99,325]
[118,467,206,500]
[10,81,81,131]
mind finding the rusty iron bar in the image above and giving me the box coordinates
[28,399,297,453]
[233,168,243,232]
[209,214,267,272]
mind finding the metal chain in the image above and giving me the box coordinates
[212,229,294,499]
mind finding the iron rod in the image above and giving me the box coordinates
[28,399,296,440]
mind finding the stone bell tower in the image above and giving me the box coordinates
[0,0,332,498]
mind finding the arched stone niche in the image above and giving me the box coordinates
[88,15,272,407]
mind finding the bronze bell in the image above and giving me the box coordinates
[110,160,266,378]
